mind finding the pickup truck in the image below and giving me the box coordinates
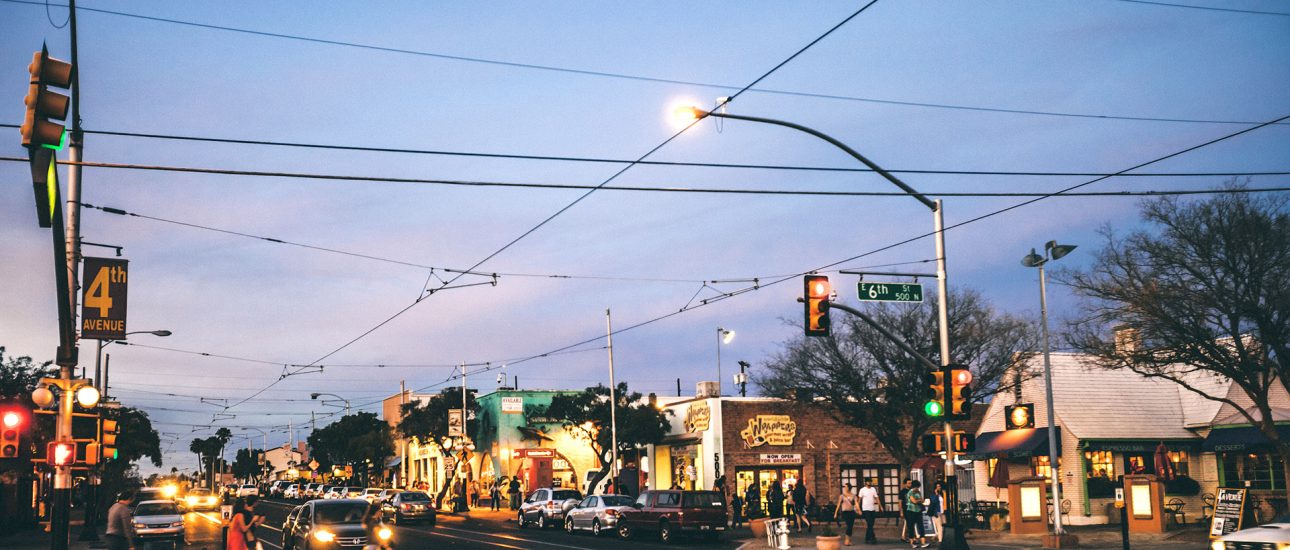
[616,490,727,543]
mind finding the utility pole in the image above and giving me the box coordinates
[57,1,85,547]
[606,309,619,494]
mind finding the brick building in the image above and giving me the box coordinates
[648,394,902,516]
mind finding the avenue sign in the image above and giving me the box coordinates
[80,257,128,340]
[857,281,923,303]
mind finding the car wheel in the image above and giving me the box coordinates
[537,514,547,529]
[592,520,602,537]
[659,521,675,544]
[517,511,527,528]
[617,524,632,539]
[565,517,575,533]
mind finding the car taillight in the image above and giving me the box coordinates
[605,509,617,517]
[400,503,410,510]
[546,502,558,509]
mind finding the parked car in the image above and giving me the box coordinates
[282,499,388,550]
[380,491,437,525]
[616,490,727,543]
[376,489,399,503]
[343,487,364,499]
[304,483,323,499]
[270,480,293,497]
[565,494,635,537]
[361,488,383,502]
[517,488,582,529]
[237,484,260,497]
[131,499,185,546]
[184,488,221,512]
[323,486,348,499]
[283,484,302,500]
[1212,518,1290,549]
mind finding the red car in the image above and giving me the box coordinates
[616,490,727,543]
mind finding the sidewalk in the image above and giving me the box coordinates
[1,509,108,550]
[731,518,1209,549]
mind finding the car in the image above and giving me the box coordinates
[184,488,221,512]
[361,488,383,503]
[616,490,727,543]
[564,494,635,537]
[270,480,293,497]
[1211,520,1290,549]
[517,488,582,529]
[343,487,364,499]
[380,491,437,526]
[236,484,260,497]
[304,483,324,499]
[131,488,167,507]
[131,499,185,545]
[284,484,302,500]
[281,498,389,550]
[376,489,399,503]
[323,486,348,499]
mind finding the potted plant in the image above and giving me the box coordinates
[749,516,769,539]
[984,508,1009,531]
[815,525,841,550]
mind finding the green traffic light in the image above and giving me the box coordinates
[924,401,944,417]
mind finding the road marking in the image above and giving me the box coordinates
[192,512,224,525]
[399,526,528,549]
[259,523,283,533]
[403,524,598,550]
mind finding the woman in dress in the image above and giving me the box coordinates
[226,499,249,550]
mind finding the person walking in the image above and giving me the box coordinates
[241,496,265,550]
[731,491,745,528]
[508,477,521,510]
[105,491,136,550]
[767,481,785,519]
[744,482,761,519]
[927,481,946,543]
[903,480,929,548]
[833,484,858,547]
[898,479,912,542]
[470,480,480,509]
[858,478,882,544]
[792,481,812,532]
[785,482,796,523]
[490,478,502,511]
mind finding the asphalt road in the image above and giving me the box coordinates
[242,497,740,550]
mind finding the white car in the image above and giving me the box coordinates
[236,484,259,497]
[362,488,383,503]
[131,500,185,546]
[283,484,301,499]
[323,486,347,499]
[1211,521,1290,549]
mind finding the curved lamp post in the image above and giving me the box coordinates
[716,327,735,396]
[97,329,171,397]
[1022,240,1076,537]
[310,392,351,416]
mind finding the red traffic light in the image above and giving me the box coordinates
[951,369,972,386]
[804,275,832,337]
[2,411,20,428]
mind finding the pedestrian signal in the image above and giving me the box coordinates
[48,441,74,466]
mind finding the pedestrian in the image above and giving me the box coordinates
[898,479,912,542]
[904,480,929,548]
[833,484,857,547]
[744,482,761,519]
[470,480,480,508]
[508,476,521,510]
[242,495,265,550]
[858,477,882,544]
[490,478,502,511]
[731,492,745,528]
[927,481,946,542]
[793,481,812,532]
[767,481,784,519]
[105,491,136,550]
[785,482,796,523]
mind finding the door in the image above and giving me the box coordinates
[735,467,801,516]
[840,464,901,517]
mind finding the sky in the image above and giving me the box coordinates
[1,1,1287,475]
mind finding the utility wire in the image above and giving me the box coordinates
[1116,0,1290,16]
[2,123,1282,177]
[0,0,1279,125]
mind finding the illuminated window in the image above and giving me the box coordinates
[1168,450,1190,477]
[1032,455,1062,479]
[1084,451,1114,479]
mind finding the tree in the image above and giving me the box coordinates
[397,388,478,502]
[542,383,672,494]
[307,412,393,487]
[189,428,232,488]
[231,448,261,482]
[1062,186,1290,502]
[0,347,55,399]
[100,406,162,507]
[756,288,1037,470]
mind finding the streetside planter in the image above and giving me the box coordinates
[749,517,769,539]
[816,526,841,550]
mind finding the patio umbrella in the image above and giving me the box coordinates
[988,453,1010,488]
[1153,442,1176,480]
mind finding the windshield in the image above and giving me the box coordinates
[683,492,725,508]
[400,492,430,502]
[314,502,369,524]
[190,489,211,496]
[553,490,581,501]
[135,502,179,516]
[602,496,635,507]
[241,485,255,489]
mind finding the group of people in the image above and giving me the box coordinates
[832,478,946,548]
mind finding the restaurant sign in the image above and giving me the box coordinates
[759,453,802,465]
[685,401,711,433]
[1210,488,1247,540]
[741,415,797,447]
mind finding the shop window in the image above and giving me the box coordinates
[1168,450,1190,478]
[1032,455,1062,479]
[840,465,900,515]
[1125,453,1155,475]
[1084,451,1114,479]
[1221,452,1283,491]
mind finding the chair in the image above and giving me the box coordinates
[1201,493,1216,522]
[1164,497,1186,526]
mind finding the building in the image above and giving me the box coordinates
[263,442,307,480]
[382,389,446,491]
[471,389,600,494]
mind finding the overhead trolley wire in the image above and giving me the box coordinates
[0,0,1281,124]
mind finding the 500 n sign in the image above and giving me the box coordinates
[81,257,128,340]
[857,281,923,303]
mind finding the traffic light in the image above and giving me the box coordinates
[1005,403,1035,430]
[20,45,72,149]
[947,364,973,419]
[924,368,945,417]
[921,432,975,453]
[100,418,119,461]
[952,432,975,453]
[804,275,831,337]
[47,441,74,467]
[2,409,24,458]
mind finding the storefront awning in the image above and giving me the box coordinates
[1202,425,1290,452]
[962,427,1060,460]
[385,456,403,468]
[1083,439,1201,453]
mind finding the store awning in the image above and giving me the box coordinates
[911,456,943,471]
[962,427,1060,460]
[1202,425,1290,452]
[385,456,403,468]
[1083,439,1201,453]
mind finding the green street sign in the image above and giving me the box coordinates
[857,281,923,303]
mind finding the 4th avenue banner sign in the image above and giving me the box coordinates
[81,257,128,340]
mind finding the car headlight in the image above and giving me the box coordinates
[1276,543,1290,550]
[378,527,393,540]
[187,496,197,504]
[314,531,335,542]
[171,521,184,527]
[1209,542,1223,550]
[133,523,145,529]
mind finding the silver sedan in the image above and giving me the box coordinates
[564,495,636,537]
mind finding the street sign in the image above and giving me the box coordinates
[80,257,128,340]
[857,281,923,303]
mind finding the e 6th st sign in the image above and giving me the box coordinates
[857,281,923,303]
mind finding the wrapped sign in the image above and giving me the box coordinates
[1210,488,1247,540]
[740,415,797,447]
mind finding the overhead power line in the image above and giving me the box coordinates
[1116,0,1290,16]
[2,123,1282,177]
[0,0,1280,125]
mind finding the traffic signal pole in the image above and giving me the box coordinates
[63,1,87,545]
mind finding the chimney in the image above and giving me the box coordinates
[1113,325,1141,355]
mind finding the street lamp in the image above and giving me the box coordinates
[716,327,735,396]
[680,104,963,547]
[1021,240,1077,538]
[96,329,172,397]
[310,392,351,416]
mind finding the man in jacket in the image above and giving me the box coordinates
[105,491,135,550]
